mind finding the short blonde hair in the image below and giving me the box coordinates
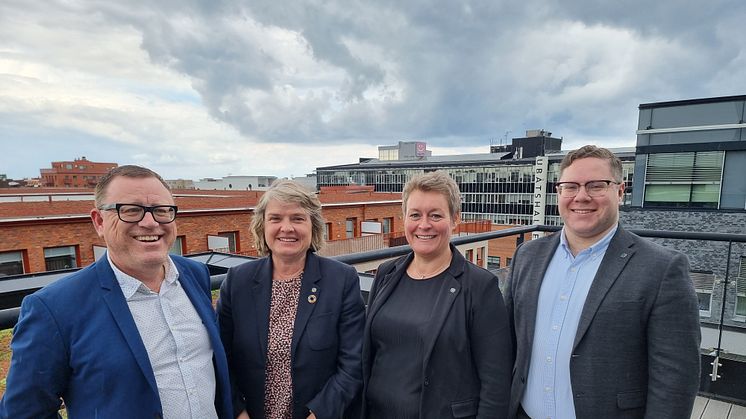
[250,179,325,256]
[402,171,461,219]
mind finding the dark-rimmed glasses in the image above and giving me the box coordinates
[556,180,620,198]
[99,203,178,224]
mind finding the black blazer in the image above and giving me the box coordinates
[362,245,513,419]
[218,251,365,419]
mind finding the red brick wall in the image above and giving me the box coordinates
[0,201,404,274]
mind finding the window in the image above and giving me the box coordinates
[691,271,715,317]
[345,218,357,239]
[324,223,332,241]
[93,245,107,261]
[0,251,25,276]
[44,246,78,271]
[736,257,746,320]
[643,151,723,208]
[382,217,393,234]
[465,249,474,263]
[218,231,238,252]
[169,236,185,255]
[506,257,512,267]
[488,256,501,269]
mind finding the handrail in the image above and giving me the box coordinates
[2,225,746,331]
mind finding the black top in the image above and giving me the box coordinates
[366,271,445,419]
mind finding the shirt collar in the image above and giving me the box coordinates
[559,224,618,259]
[107,253,180,299]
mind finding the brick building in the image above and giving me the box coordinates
[0,188,405,276]
[40,157,118,188]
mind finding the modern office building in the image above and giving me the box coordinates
[317,132,636,227]
[619,95,746,332]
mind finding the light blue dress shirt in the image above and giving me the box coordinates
[522,226,617,419]
[109,255,218,419]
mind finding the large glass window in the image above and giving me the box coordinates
[218,232,238,252]
[736,257,746,319]
[346,218,357,239]
[691,271,715,317]
[382,217,393,234]
[169,236,185,255]
[0,250,25,276]
[644,151,723,208]
[44,246,78,271]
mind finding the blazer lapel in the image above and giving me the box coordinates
[366,253,413,324]
[96,258,159,396]
[521,234,560,351]
[253,257,273,357]
[573,227,636,349]
[292,252,322,359]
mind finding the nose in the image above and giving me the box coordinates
[573,185,592,201]
[279,219,294,232]
[138,211,159,227]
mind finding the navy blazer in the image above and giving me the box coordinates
[218,251,365,419]
[0,254,233,419]
[506,227,701,419]
[362,245,513,419]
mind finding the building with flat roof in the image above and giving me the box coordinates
[39,157,117,188]
[317,130,636,227]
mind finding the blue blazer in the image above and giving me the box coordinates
[218,251,365,419]
[0,254,233,419]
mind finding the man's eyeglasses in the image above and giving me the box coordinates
[556,180,621,198]
[99,203,178,224]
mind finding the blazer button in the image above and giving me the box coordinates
[424,377,430,386]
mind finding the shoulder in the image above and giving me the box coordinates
[313,253,357,274]
[621,229,686,261]
[34,262,101,302]
[171,254,207,273]
[459,259,499,290]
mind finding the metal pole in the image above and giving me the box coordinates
[711,240,733,382]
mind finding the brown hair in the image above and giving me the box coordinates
[560,145,623,182]
[94,165,170,208]
[250,179,325,256]
[402,171,461,219]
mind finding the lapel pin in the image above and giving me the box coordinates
[449,287,456,293]
[311,287,317,292]
[620,253,628,258]
[308,294,317,304]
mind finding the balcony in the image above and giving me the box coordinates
[1,224,745,416]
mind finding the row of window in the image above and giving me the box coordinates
[693,257,746,321]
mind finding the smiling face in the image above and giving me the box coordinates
[404,189,458,261]
[91,176,176,278]
[263,199,313,262]
[558,157,624,251]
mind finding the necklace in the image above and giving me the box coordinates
[410,259,450,280]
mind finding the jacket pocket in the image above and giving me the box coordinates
[450,399,478,418]
[617,390,646,410]
[306,312,335,350]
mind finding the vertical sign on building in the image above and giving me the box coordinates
[415,142,427,158]
[531,156,548,240]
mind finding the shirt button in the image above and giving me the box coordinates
[546,356,552,363]
[570,267,577,272]
[552,325,559,331]
[560,295,568,301]
[545,386,552,392]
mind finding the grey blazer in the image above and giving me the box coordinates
[506,226,701,419]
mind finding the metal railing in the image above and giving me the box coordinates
[2,225,746,402]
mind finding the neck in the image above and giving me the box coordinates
[409,248,453,279]
[272,255,306,279]
[110,255,166,292]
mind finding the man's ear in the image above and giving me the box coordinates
[90,208,106,238]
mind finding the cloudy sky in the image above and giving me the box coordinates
[2,0,745,180]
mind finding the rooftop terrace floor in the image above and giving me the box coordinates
[693,396,746,419]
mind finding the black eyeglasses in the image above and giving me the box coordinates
[556,180,620,198]
[99,203,178,224]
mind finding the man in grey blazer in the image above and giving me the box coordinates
[506,145,701,419]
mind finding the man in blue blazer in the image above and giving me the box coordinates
[506,146,701,419]
[0,165,232,419]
